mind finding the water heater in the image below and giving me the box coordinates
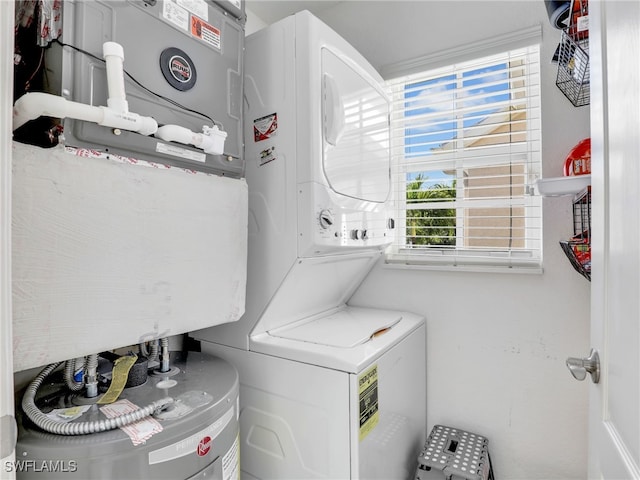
[14,351,240,480]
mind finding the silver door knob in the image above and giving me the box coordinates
[566,349,600,384]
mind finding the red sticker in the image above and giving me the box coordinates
[253,113,278,142]
[191,15,221,49]
[197,436,212,457]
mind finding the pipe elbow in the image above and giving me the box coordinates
[103,41,125,61]
[13,92,59,130]
[13,92,106,131]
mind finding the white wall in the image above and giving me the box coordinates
[312,2,591,479]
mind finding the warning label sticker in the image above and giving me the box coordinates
[259,146,276,166]
[358,364,379,441]
[191,15,221,50]
[162,0,189,31]
[177,0,209,22]
[100,399,163,446]
[253,113,278,142]
[222,433,240,480]
[156,142,207,163]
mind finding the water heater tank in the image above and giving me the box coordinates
[14,353,240,479]
[46,0,245,177]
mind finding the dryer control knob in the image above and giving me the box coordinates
[319,209,334,229]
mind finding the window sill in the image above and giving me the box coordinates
[383,257,544,275]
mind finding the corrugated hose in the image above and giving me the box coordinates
[22,362,174,435]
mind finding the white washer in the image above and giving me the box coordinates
[193,11,426,479]
[204,307,425,479]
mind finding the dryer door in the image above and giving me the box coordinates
[321,48,390,204]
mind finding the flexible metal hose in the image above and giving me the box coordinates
[86,353,98,373]
[85,353,99,398]
[140,340,159,362]
[64,358,85,392]
[159,337,170,373]
[22,362,174,435]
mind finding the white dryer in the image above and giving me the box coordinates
[192,10,426,479]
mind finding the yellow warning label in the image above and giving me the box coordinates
[358,364,379,441]
[97,354,138,405]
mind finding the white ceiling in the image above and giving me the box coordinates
[245,1,343,25]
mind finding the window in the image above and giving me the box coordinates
[385,43,541,270]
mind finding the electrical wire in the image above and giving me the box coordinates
[23,47,44,92]
[52,39,221,128]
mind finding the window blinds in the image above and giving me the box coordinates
[385,45,542,269]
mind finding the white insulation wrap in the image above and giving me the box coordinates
[11,142,248,372]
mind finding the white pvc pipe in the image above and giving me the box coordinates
[103,41,128,113]
[13,92,102,129]
[9,41,241,148]
[12,92,158,135]
[155,124,227,155]
[155,125,201,148]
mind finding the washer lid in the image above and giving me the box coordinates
[269,308,402,348]
[250,306,425,373]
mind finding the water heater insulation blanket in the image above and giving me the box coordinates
[11,142,248,372]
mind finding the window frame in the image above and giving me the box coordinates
[383,33,542,272]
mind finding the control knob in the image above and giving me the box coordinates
[318,209,334,229]
[350,229,364,240]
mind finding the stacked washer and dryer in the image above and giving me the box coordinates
[193,10,427,480]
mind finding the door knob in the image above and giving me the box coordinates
[566,349,600,384]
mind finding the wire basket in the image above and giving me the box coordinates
[556,25,590,107]
[561,186,591,281]
[560,240,590,281]
[572,185,591,237]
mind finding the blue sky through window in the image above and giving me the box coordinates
[404,62,510,186]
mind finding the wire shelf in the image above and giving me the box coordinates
[556,25,590,107]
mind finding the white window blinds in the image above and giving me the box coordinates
[385,44,542,270]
